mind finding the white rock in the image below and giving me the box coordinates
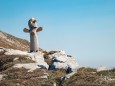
[59,50,66,54]
[97,66,109,72]
[1,47,49,71]
[27,52,44,62]
[13,58,19,62]
[0,74,6,81]
[49,51,78,71]
[2,47,78,72]
[53,62,68,69]
[0,75,3,81]
[13,53,49,71]
[5,49,28,55]
[65,71,76,78]
[13,62,49,72]
[13,63,40,72]
[52,54,68,62]
[37,75,48,79]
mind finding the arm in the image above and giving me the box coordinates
[23,28,29,33]
[36,27,43,32]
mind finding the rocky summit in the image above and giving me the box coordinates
[0,31,115,86]
[0,47,78,86]
[0,31,79,86]
[0,47,78,74]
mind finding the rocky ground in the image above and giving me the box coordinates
[0,47,115,86]
[0,47,78,86]
[0,31,115,86]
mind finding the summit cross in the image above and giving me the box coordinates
[23,18,43,52]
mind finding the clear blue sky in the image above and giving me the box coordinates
[0,0,115,68]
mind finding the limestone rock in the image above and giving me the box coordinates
[0,48,49,72]
[13,52,49,71]
[0,47,78,73]
[48,50,78,71]
[97,66,109,72]
[0,74,6,81]
[4,49,28,55]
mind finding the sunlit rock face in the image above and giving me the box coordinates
[0,48,78,73]
[48,50,78,72]
[0,47,49,72]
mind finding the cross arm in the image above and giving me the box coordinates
[36,27,43,32]
[23,28,29,33]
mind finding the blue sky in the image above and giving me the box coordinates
[0,0,115,68]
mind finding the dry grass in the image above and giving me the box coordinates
[0,68,48,86]
[0,78,47,86]
[62,67,115,86]
[48,69,66,79]
[1,53,115,86]
[0,31,29,51]
[3,68,47,80]
[0,68,66,86]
